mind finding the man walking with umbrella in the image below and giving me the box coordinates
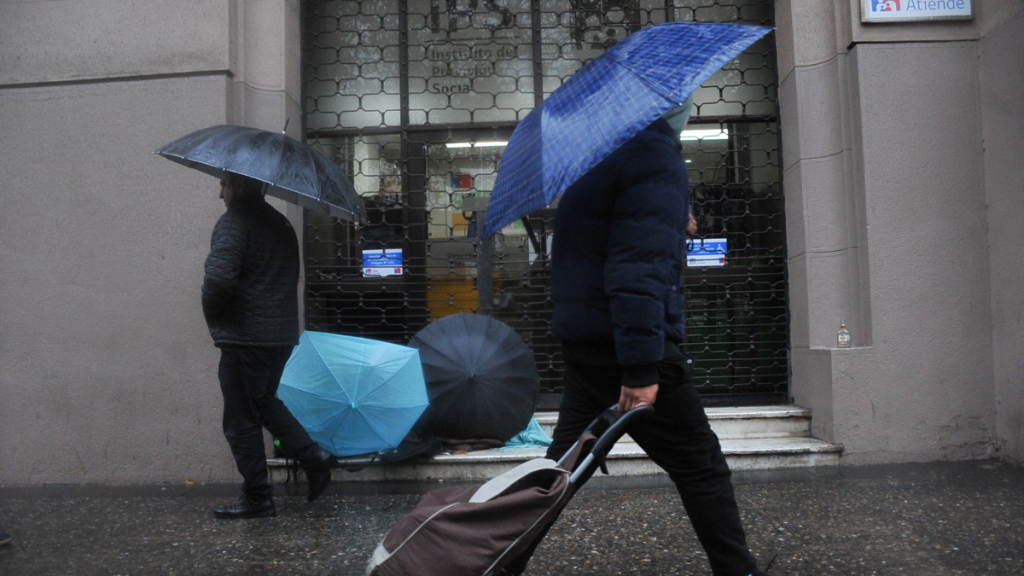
[542,106,768,576]
[476,22,772,574]
[203,172,332,519]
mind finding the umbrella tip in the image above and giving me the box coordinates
[282,118,290,135]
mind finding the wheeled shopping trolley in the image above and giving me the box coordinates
[366,405,654,576]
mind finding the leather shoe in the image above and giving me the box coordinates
[213,495,275,519]
[301,446,333,503]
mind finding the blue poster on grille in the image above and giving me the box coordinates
[687,238,727,268]
[362,248,403,277]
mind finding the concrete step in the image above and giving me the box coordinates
[269,405,840,484]
[535,405,812,440]
[270,437,840,483]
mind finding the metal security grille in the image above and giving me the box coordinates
[303,0,787,406]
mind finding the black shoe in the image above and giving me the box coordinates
[213,496,275,519]
[301,446,333,503]
[0,525,10,546]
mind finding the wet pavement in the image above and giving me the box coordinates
[0,460,1022,575]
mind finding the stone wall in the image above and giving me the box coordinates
[0,0,303,485]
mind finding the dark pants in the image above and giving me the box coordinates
[218,345,317,500]
[545,341,759,576]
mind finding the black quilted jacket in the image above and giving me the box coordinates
[202,194,300,347]
[551,118,689,388]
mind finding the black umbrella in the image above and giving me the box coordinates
[409,314,540,441]
[156,124,368,223]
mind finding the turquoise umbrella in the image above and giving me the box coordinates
[279,331,429,457]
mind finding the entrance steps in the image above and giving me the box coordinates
[268,405,840,484]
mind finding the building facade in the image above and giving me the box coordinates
[0,0,1020,485]
[300,1,788,409]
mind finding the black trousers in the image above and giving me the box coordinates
[218,345,317,500]
[545,340,758,576]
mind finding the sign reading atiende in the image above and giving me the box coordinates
[862,0,972,22]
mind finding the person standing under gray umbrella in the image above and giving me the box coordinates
[203,172,332,519]
[544,106,769,576]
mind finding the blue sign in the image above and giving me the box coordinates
[362,248,403,277]
[687,238,727,268]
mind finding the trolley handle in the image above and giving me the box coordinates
[589,404,654,461]
[568,405,654,484]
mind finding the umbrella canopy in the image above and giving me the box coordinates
[482,22,771,237]
[278,331,429,457]
[156,124,368,223]
[409,313,540,442]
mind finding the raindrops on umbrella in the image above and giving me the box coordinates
[156,124,368,223]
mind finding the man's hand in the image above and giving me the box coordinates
[687,212,698,237]
[618,384,659,415]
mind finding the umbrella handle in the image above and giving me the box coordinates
[521,217,545,259]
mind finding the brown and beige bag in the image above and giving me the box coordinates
[367,406,652,576]
[366,457,577,576]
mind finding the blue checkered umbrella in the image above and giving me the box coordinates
[481,22,771,237]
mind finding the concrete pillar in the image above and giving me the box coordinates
[980,9,1024,464]
[776,0,1016,463]
[776,0,866,441]
[228,0,307,326]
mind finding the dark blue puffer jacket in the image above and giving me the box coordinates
[202,194,300,347]
[551,118,688,387]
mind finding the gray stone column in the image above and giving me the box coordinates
[228,0,306,327]
[775,1,1015,463]
[980,9,1024,464]
[776,0,865,441]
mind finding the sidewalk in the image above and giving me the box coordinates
[1,460,1021,575]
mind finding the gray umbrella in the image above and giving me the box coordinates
[156,124,368,223]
